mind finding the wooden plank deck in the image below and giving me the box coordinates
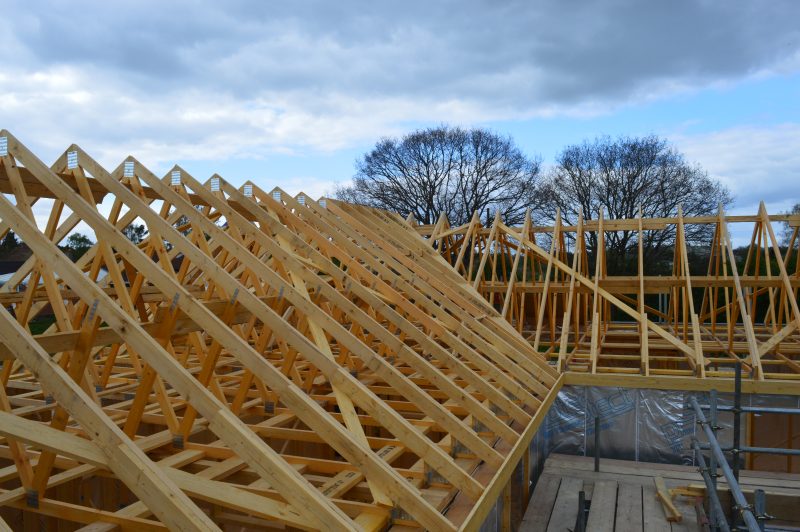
[520,453,800,531]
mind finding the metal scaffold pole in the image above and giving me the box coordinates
[692,439,730,532]
[691,394,760,532]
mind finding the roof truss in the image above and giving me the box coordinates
[0,131,559,531]
[418,205,800,385]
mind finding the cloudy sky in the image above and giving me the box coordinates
[2,0,799,225]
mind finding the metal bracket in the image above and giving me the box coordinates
[25,489,39,508]
[123,160,134,178]
[734,503,754,516]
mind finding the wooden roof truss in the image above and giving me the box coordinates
[0,131,560,531]
[419,206,800,383]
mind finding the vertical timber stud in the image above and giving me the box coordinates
[718,205,763,379]
[638,205,649,376]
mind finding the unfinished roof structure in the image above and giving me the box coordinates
[416,207,800,388]
[0,131,561,531]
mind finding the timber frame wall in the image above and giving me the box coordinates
[416,206,800,392]
[0,131,561,531]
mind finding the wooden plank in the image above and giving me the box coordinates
[676,207,705,378]
[545,477,583,532]
[546,454,701,476]
[586,480,617,532]
[501,210,531,318]
[557,212,583,372]
[614,483,643,532]
[546,453,800,492]
[667,497,695,532]
[642,484,671,532]
[417,214,800,235]
[562,372,800,395]
[519,474,561,532]
[654,476,682,522]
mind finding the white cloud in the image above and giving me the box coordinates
[0,65,509,171]
[673,124,800,215]
[0,0,798,163]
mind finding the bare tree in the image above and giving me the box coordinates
[336,125,542,226]
[122,223,148,244]
[539,135,733,274]
[783,202,800,246]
